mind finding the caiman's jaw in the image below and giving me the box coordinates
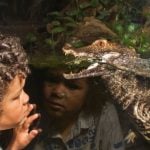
[63,39,150,79]
[63,40,122,79]
[63,53,121,79]
[63,63,110,79]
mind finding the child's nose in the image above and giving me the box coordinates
[53,82,66,91]
[52,83,67,97]
[22,91,29,104]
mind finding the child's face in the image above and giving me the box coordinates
[42,71,89,118]
[0,75,29,130]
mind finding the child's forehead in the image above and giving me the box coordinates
[44,69,65,77]
[44,71,88,86]
[44,70,67,81]
[42,68,88,83]
[4,75,25,97]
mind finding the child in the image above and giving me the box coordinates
[0,34,41,149]
[28,68,124,150]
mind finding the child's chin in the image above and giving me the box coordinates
[47,109,65,118]
[17,116,26,126]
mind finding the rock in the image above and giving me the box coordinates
[73,17,117,44]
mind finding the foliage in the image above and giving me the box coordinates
[25,33,37,44]
[44,11,77,50]
[29,52,89,72]
[113,22,150,57]
[41,0,150,57]
[5,0,148,58]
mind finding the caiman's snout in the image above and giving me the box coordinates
[101,52,121,63]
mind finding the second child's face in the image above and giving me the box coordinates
[42,71,89,118]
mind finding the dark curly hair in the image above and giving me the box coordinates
[0,34,30,100]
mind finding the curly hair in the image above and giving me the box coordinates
[82,77,108,115]
[0,34,30,100]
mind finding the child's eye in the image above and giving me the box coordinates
[12,95,20,100]
[46,77,61,84]
[65,81,81,90]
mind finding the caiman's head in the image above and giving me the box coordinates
[62,39,137,79]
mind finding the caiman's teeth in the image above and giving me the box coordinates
[87,63,99,70]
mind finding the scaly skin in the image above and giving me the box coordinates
[63,39,150,141]
[63,39,150,78]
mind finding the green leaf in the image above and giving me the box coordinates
[47,11,61,17]
[102,0,112,5]
[51,21,61,26]
[122,34,130,44]
[63,17,75,22]
[127,23,138,33]
[26,33,37,43]
[66,9,79,17]
[115,24,124,33]
[65,22,77,28]
[45,39,57,49]
[90,0,99,7]
[45,38,53,45]
[51,27,66,34]
[97,11,110,20]
[130,39,137,45]
[79,2,91,9]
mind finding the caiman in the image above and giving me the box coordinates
[62,39,150,142]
